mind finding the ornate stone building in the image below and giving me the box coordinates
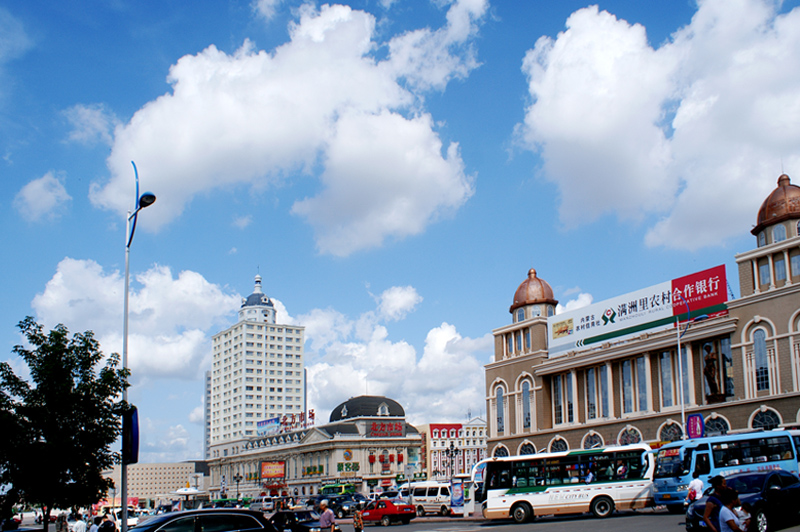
[485,174,800,456]
[208,395,422,498]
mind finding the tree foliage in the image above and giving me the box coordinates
[0,317,129,528]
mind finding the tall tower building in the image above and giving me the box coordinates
[209,275,305,445]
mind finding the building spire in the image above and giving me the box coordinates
[254,274,263,294]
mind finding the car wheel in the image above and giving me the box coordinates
[753,511,768,532]
[590,496,615,518]
[415,506,424,517]
[439,506,449,516]
[511,503,532,524]
[336,510,344,519]
[381,516,391,527]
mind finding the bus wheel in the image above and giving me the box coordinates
[511,503,532,524]
[590,496,614,518]
[416,506,424,517]
[439,506,449,516]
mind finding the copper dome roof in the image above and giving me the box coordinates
[752,174,800,235]
[510,268,557,313]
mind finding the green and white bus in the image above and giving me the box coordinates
[476,443,654,523]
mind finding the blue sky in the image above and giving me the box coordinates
[3,0,800,462]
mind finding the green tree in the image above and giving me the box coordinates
[0,317,129,530]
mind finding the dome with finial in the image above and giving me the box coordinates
[241,274,273,308]
[510,268,557,313]
[752,174,800,235]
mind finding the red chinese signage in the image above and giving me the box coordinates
[672,264,728,322]
[368,422,405,438]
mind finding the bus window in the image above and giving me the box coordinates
[695,453,711,475]
[655,447,684,478]
[486,464,512,490]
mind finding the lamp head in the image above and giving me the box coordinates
[138,192,156,209]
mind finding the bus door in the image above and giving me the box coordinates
[692,444,711,477]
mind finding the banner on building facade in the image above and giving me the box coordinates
[367,421,406,438]
[257,417,282,436]
[548,265,728,357]
[260,461,285,480]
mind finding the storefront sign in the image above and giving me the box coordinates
[548,265,728,356]
[337,462,360,472]
[687,414,705,439]
[368,422,405,438]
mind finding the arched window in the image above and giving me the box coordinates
[522,381,531,430]
[758,231,766,247]
[659,422,683,442]
[773,224,787,243]
[705,416,730,436]
[549,437,568,453]
[516,308,524,323]
[753,329,769,391]
[618,426,642,445]
[493,446,509,458]
[752,409,781,430]
[496,386,505,434]
[520,442,536,455]
[583,432,603,449]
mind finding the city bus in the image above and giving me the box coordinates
[653,430,800,513]
[477,443,654,523]
[320,483,356,496]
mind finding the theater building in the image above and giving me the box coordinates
[208,395,422,498]
[485,174,800,456]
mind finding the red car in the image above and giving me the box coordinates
[361,499,416,526]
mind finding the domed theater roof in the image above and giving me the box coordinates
[329,395,405,423]
[752,174,800,235]
[510,268,557,312]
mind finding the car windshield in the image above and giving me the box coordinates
[726,474,766,495]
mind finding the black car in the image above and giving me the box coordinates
[686,470,800,532]
[268,510,341,532]
[130,509,277,532]
[327,495,365,519]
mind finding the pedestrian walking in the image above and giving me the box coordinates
[353,508,363,532]
[319,500,335,532]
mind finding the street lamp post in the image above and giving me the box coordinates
[443,442,456,480]
[121,161,156,532]
[234,473,243,500]
[675,292,708,440]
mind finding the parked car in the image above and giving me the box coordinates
[327,495,364,519]
[361,499,416,526]
[268,510,342,532]
[130,509,277,532]
[686,470,800,532]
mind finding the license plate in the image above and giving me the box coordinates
[663,495,672,500]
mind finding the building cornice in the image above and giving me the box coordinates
[727,281,800,307]
[734,235,800,263]
[492,317,548,335]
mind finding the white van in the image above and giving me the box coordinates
[248,496,275,513]
[405,482,451,516]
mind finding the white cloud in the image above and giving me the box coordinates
[189,403,204,424]
[232,215,252,229]
[63,103,118,146]
[14,171,72,222]
[376,285,423,321]
[0,7,31,65]
[252,0,281,21]
[89,1,485,256]
[300,286,492,424]
[31,258,241,380]
[518,0,800,250]
[556,292,593,315]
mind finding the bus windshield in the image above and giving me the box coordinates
[654,447,691,479]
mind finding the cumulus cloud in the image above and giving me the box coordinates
[300,286,492,424]
[252,0,281,21]
[189,403,204,424]
[63,103,119,146]
[31,258,241,380]
[14,171,72,221]
[556,292,593,314]
[90,1,485,256]
[233,215,252,229]
[518,0,800,250]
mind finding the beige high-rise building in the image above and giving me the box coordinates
[207,275,305,455]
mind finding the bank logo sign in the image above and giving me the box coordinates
[547,265,728,356]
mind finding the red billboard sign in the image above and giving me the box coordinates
[260,461,285,480]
